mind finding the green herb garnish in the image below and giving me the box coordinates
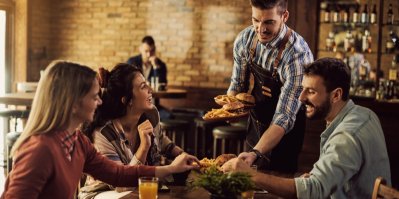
[190,165,255,197]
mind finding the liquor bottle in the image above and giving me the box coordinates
[386,30,395,53]
[370,4,377,24]
[387,56,398,99]
[376,79,385,100]
[352,5,360,23]
[324,5,330,23]
[326,32,336,51]
[344,30,354,52]
[361,4,368,24]
[332,6,339,23]
[362,30,372,53]
[342,6,349,23]
[387,4,394,25]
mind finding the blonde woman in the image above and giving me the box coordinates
[2,61,198,199]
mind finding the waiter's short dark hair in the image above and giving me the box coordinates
[249,0,287,15]
[142,35,155,46]
[304,57,351,101]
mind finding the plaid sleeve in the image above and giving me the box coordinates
[228,29,251,94]
[272,48,314,133]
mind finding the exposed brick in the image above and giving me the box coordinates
[28,0,252,88]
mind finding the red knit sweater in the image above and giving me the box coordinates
[1,131,155,199]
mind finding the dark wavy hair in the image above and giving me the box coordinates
[82,63,142,141]
[304,57,351,101]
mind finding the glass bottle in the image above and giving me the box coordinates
[341,6,349,23]
[361,4,368,24]
[332,6,339,23]
[370,4,377,24]
[376,79,386,101]
[362,30,372,53]
[324,5,330,23]
[386,30,395,54]
[326,31,336,52]
[387,4,394,25]
[387,56,398,99]
[352,4,360,24]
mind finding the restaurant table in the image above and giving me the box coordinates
[152,88,187,107]
[119,185,281,199]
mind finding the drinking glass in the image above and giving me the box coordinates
[139,177,158,199]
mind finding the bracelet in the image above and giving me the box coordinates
[249,149,263,161]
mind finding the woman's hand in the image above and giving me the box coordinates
[155,153,199,178]
[137,120,153,149]
[169,153,199,173]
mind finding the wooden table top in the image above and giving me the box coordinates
[119,186,280,199]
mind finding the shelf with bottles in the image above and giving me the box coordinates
[320,1,378,25]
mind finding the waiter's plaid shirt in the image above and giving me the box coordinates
[228,24,314,133]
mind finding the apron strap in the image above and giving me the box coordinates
[273,28,292,78]
[249,33,259,61]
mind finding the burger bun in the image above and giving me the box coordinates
[235,93,255,105]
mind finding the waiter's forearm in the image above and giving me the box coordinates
[253,124,285,154]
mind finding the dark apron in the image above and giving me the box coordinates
[246,29,305,173]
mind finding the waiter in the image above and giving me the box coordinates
[228,0,313,173]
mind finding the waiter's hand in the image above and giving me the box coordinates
[262,86,272,97]
[238,151,257,166]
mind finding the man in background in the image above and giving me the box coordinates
[127,35,167,86]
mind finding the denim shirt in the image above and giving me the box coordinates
[295,100,391,199]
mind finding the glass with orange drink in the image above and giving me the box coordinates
[139,177,158,199]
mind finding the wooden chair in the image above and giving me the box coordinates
[372,177,399,199]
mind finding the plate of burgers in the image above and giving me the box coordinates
[203,93,255,121]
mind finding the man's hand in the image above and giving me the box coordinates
[262,86,272,97]
[221,158,254,174]
[148,56,158,68]
[238,151,257,166]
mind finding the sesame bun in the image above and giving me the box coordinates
[235,93,255,105]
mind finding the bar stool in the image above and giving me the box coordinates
[194,118,227,158]
[160,119,190,151]
[212,125,247,158]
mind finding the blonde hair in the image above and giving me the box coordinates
[11,60,97,156]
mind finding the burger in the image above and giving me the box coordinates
[235,93,255,107]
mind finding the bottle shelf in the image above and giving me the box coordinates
[320,22,379,27]
[319,49,378,55]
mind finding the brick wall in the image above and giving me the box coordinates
[27,0,252,88]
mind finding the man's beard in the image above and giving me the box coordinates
[304,97,331,120]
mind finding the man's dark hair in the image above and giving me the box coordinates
[249,0,287,15]
[304,57,351,101]
[142,35,155,46]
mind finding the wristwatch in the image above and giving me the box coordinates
[249,148,263,161]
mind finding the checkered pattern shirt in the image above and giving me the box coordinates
[57,130,79,161]
[228,24,314,133]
